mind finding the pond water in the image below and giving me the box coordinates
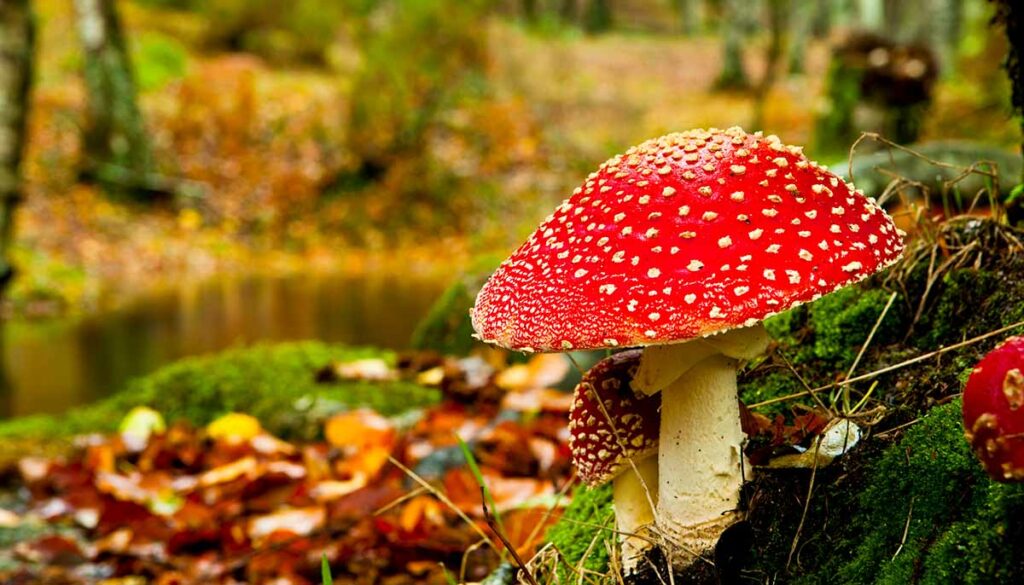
[1,271,448,418]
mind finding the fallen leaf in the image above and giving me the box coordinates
[248,506,325,541]
[495,354,569,392]
[206,413,263,443]
[324,409,394,454]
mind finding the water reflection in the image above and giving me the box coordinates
[2,271,446,418]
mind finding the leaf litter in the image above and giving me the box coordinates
[0,351,838,584]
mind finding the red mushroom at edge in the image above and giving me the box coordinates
[963,335,1024,482]
[471,128,904,571]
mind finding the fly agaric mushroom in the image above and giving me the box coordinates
[963,336,1024,482]
[471,127,904,570]
[568,349,660,571]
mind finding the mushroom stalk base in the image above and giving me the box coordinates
[651,346,752,569]
[612,456,659,574]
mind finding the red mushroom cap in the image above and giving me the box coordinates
[963,336,1024,482]
[568,350,660,486]
[471,128,904,352]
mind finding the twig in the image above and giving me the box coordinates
[480,486,540,585]
[785,440,822,570]
[776,350,831,412]
[750,320,1024,409]
[891,498,916,561]
[873,417,924,438]
[845,291,898,382]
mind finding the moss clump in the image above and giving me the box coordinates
[0,342,439,442]
[543,483,615,581]
[410,254,502,356]
[806,286,907,368]
[548,220,1024,583]
[791,400,1024,584]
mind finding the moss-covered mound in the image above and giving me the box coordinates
[0,342,439,444]
[797,400,1024,584]
[410,253,503,356]
[541,218,1024,583]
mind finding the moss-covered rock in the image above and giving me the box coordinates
[795,401,1024,585]
[410,254,503,356]
[543,218,1024,583]
[0,342,439,443]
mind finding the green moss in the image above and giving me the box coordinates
[792,400,1024,585]
[549,222,1024,583]
[0,342,439,442]
[807,286,906,369]
[544,483,615,582]
[410,254,502,356]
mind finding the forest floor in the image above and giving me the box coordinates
[10,1,1021,318]
[4,213,1024,584]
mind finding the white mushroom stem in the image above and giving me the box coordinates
[612,455,659,573]
[632,324,769,568]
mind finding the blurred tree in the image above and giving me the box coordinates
[991,0,1021,175]
[560,0,578,24]
[810,0,832,38]
[339,0,491,226]
[814,33,938,155]
[0,0,33,418]
[200,0,347,65]
[715,0,750,89]
[583,0,613,33]
[0,0,33,294]
[673,0,699,36]
[753,0,790,127]
[928,0,963,73]
[855,0,883,30]
[521,0,538,23]
[74,0,155,199]
[788,0,813,73]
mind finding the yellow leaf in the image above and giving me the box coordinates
[206,412,262,442]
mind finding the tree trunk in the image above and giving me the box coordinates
[856,0,883,31]
[810,0,832,38]
[715,0,750,89]
[521,0,538,23]
[991,0,1022,178]
[560,0,578,24]
[583,0,613,33]
[674,0,699,36]
[929,0,959,74]
[0,0,34,296]
[74,0,154,198]
[789,0,814,74]
[752,0,789,128]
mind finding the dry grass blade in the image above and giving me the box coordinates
[479,486,540,585]
[373,485,429,516]
[845,291,898,382]
[785,440,822,571]
[387,455,499,553]
[891,497,915,561]
[519,475,576,562]
[750,319,1024,409]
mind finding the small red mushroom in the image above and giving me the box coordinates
[472,127,904,571]
[567,350,660,571]
[963,336,1024,482]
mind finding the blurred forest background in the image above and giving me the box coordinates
[0,1,1023,584]
[0,0,1020,412]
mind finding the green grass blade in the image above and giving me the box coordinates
[322,554,333,585]
[457,434,506,536]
